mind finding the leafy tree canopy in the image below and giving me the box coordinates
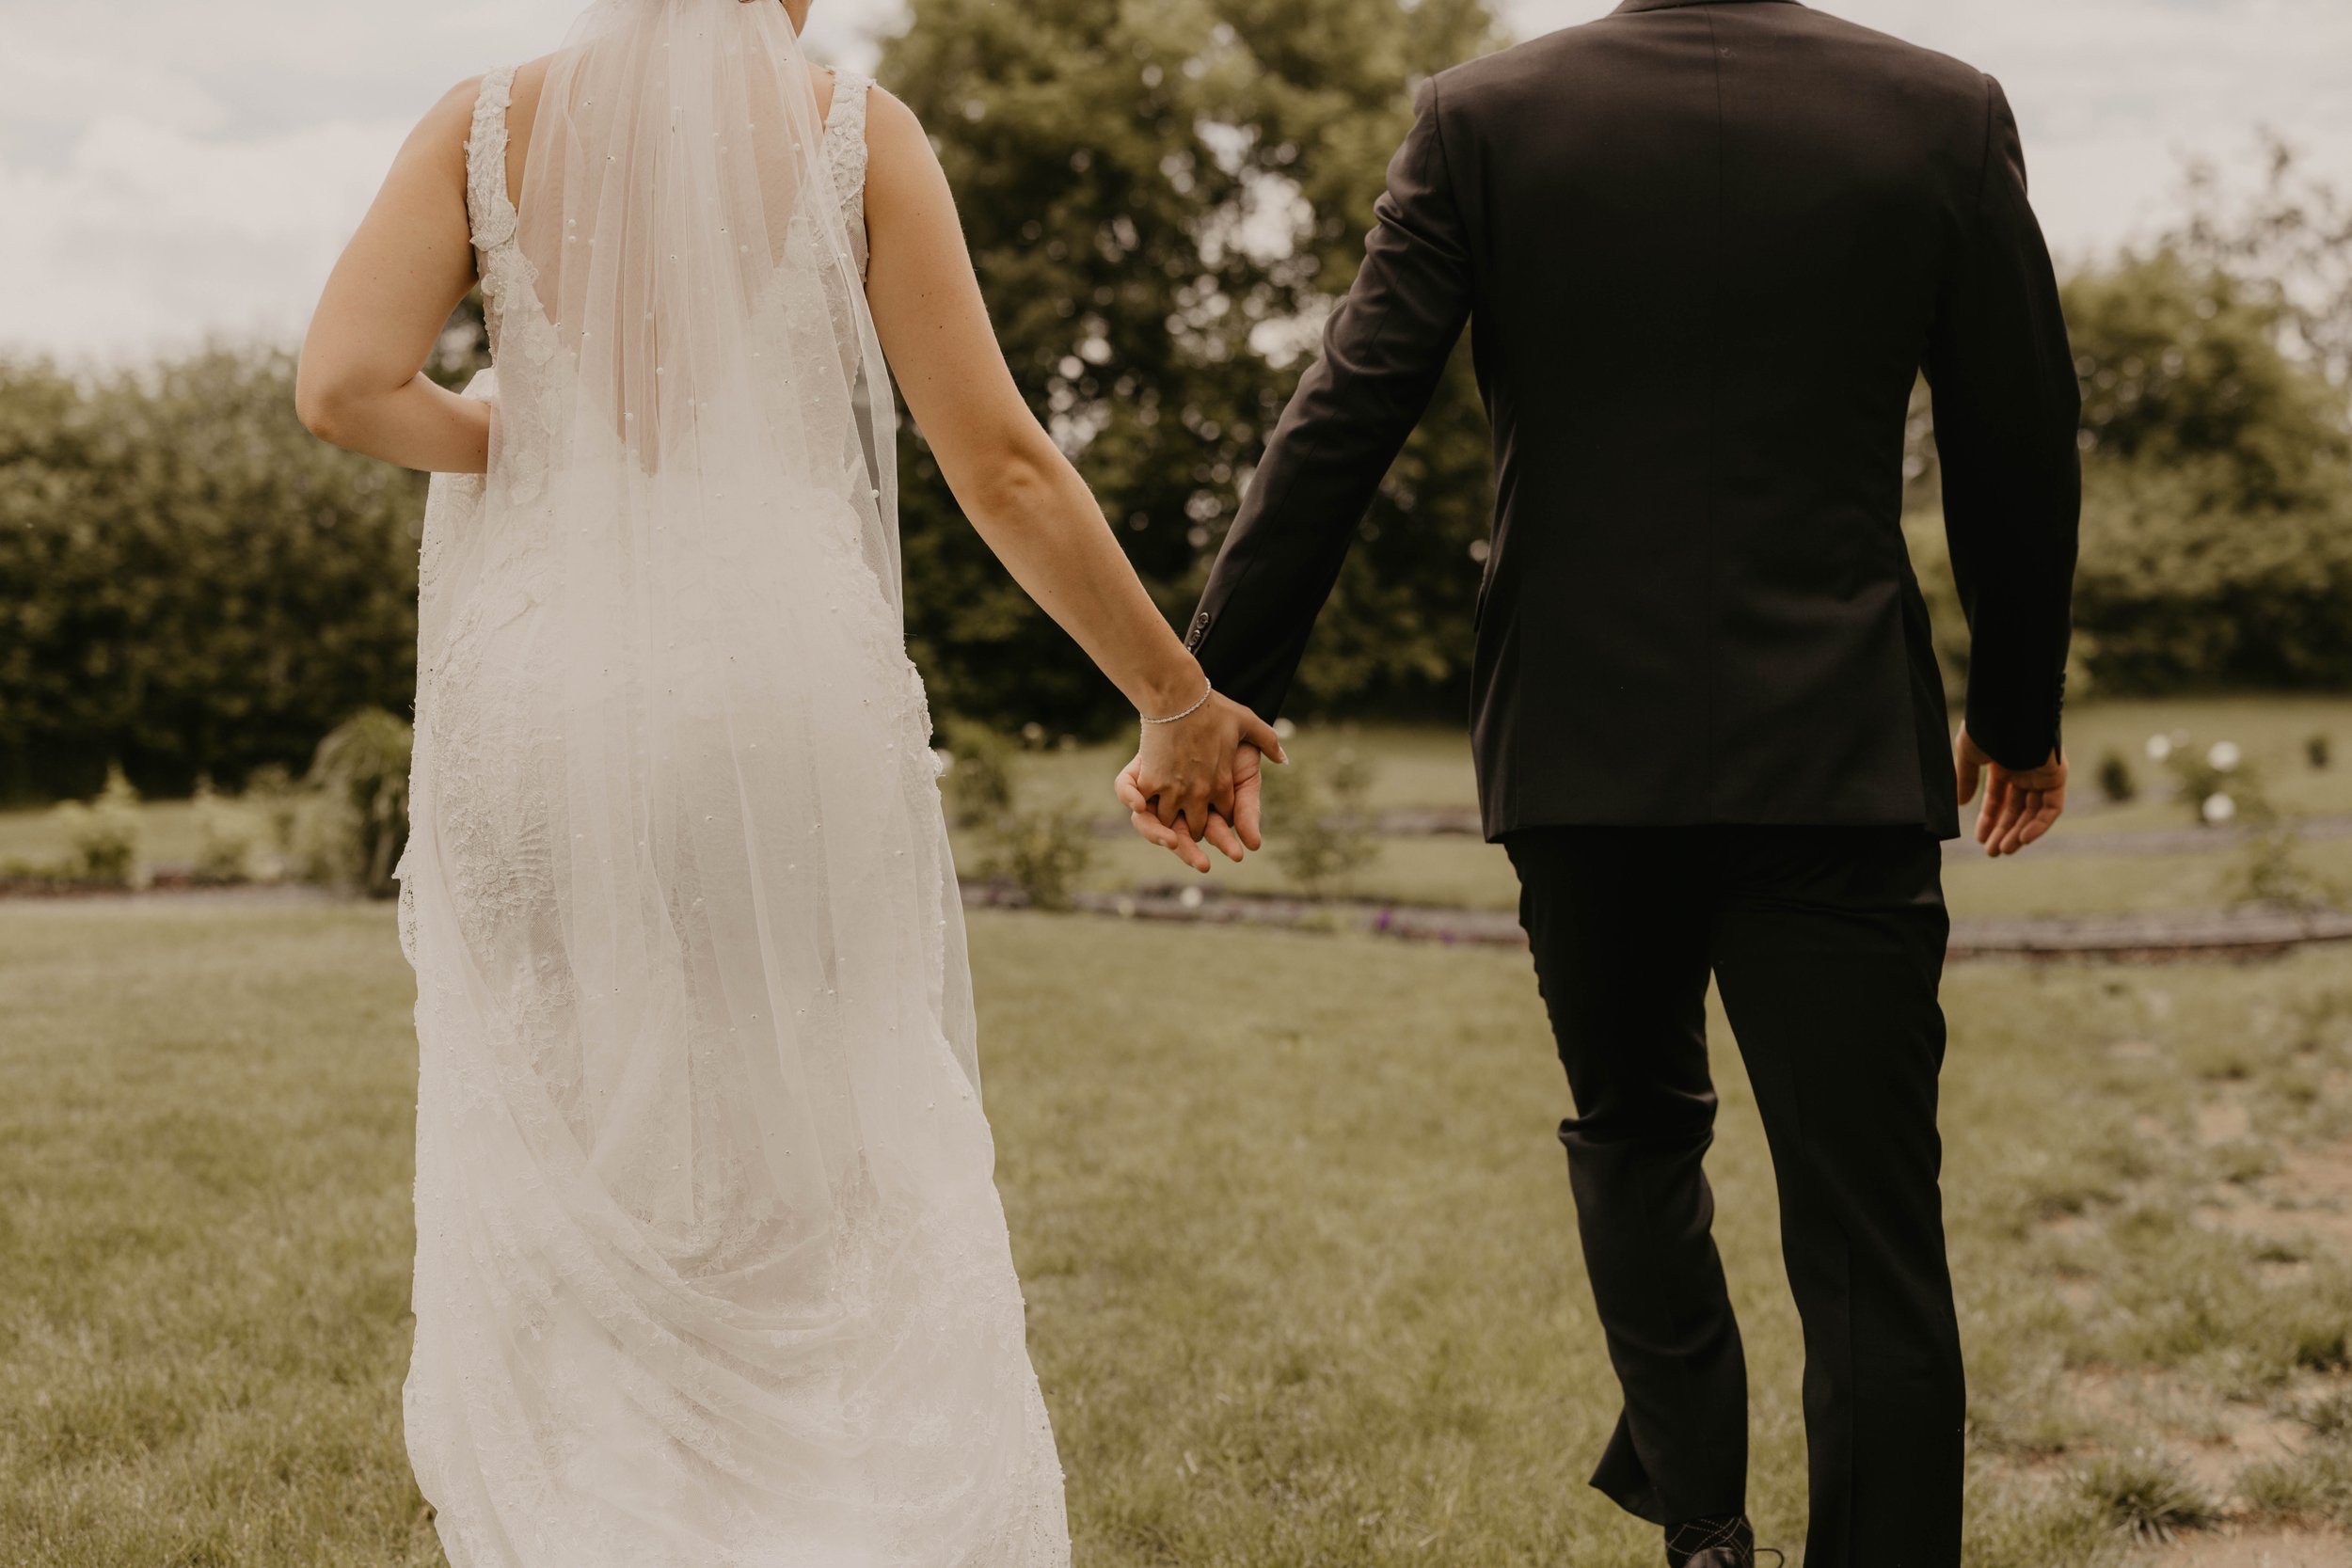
[879,0,1503,733]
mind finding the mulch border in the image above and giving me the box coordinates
[967,883,2352,964]
[9,876,2347,963]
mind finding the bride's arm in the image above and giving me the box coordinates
[295,80,492,474]
[861,87,1282,847]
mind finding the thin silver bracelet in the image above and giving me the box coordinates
[1139,677,1214,726]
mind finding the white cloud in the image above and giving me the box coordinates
[1508,0,2352,257]
[0,116,409,360]
[0,0,2344,361]
[0,41,226,137]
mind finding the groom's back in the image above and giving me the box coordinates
[1442,1,1996,830]
[1193,0,2080,840]
[1449,1,1987,475]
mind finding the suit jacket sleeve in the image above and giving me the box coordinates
[1184,76,1474,722]
[1925,74,2082,771]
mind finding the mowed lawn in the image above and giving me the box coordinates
[3,901,2351,1566]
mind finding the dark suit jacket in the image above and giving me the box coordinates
[1184,0,2080,841]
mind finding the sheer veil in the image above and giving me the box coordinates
[397,3,1068,1562]
[515,0,899,610]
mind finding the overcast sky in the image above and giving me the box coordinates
[3,0,2345,362]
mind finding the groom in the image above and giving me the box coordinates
[1123,3,2078,1565]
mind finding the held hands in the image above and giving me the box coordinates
[1955,724,2067,857]
[1114,695,1286,874]
[1118,741,1274,872]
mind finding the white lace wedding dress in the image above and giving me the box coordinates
[394,6,1068,1564]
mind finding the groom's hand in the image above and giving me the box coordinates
[1956,724,2067,857]
[1116,744,1268,874]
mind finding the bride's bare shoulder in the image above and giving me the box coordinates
[862,87,938,187]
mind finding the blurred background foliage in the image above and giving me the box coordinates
[878,0,1502,731]
[1,0,2347,801]
[0,351,424,800]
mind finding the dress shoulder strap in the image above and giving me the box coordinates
[465,66,523,257]
[824,72,874,206]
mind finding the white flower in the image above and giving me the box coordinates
[2207,741,2242,772]
[1178,885,1205,910]
[2202,793,2237,825]
[2145,734,2174,762]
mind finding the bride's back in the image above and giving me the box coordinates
[448,1,899,636]
[489,55,842,256]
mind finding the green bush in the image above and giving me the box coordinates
[191,784,276,885]
[1906,247,2352,700]
[937,717,1017,830]
[2233,826,2346,912]
[304,709,412,898]
[980,801,1096,912]
[2093,750,2137,803]
[1262,738,1381,899]
[2073,460,2352,693]
[49,765,144,886]
[0,352,422,802]
[2145,732,2268,827]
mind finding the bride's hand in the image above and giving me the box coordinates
[1117,740,1276,873]
[1127,696,1285,848]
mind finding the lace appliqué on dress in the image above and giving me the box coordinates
[824,72,875,279]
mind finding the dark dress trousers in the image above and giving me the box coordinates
[1182,4,2079,1565]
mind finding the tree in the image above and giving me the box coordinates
[2164,134,2352,395]
[878,0,1502,734]
[2064,250,2350,513]
[1905,248,2352,700]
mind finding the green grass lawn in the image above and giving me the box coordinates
[3,900,2348,1565]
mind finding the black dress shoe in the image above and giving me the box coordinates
[1662,1514,1785,1568]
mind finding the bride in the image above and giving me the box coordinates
[295,1,1280,1561]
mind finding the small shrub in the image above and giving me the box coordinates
[2232,825,2345,911]
[2242,1447,2352,1526]
[304,709,412,897]
[50,765,143,886]
[2076,1450,2220,1543]
[2241,1456,2328,1519]
[291,792,365,889]
[937,717,1016,830]
[2283,1305,2352,1372]
[2210,1139,2276,1185]
[981,802,1095,912]
[240,764,306,857]
[191,784,273,884]
[2095,750,2138,803]
[2303,1387,2352,1438]
[1262,740,1382,899]
[2148,733,2272,829]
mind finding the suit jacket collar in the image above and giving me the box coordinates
[1613,0,1800,12]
